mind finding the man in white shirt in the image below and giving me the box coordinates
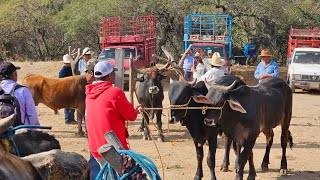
[198,52,225,85]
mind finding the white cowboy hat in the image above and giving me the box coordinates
[82,47,92,56]
[63,54,73,63]
[208,52,225,66]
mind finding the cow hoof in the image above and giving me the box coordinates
[193,175,202,180]
[279,169,288,175]
[137,127,144,132]
[246,176,255,180]
[261,165,269,172]
[220,166,228,172]
[157,137,164,142]
[142,136,150,141]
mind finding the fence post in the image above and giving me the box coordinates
[115,48,125,90]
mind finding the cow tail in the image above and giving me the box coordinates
[288,130,293,150]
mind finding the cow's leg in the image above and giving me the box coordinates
[247,150,256,180]
[280,127,289,174]
[234,141,240,171]
[236,136,257,180]
[156,110,164,142]
[194,140,205,180]
[138,118,145,132]
[76,109,84,137]
[221,135,232,172]
[143,112,151,140]
[207,131,218,180]
[261,130,274,171]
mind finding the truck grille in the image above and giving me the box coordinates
[302,75,320,81]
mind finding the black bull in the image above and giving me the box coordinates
[130,56,170,142]
[193,77,293,180]
[168,75,245,180]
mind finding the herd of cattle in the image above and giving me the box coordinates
[0,48,293,180]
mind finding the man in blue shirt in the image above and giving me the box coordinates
[183,49,195,81]
[244,39,256,65]
[59,54,76,124]
[254,49,279,83]
[77,47,92,75]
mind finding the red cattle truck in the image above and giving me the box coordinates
[98,16,157,82]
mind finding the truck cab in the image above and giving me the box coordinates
[287,48,320,92]
[183,14,232,71]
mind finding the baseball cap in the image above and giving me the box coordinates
[0,62,21,78]
[82,47,92,55]
[94,61,117,78]
[207,50,213,54]
[194,52,200,57]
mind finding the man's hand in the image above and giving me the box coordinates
[135,104,143,113]
[260,74,272,79]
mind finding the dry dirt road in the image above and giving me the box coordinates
[14,61,320,180]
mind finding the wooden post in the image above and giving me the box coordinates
[115,48,125,90]
[98,144,124,176]
[104,131,124,151]
[129,65,134,105]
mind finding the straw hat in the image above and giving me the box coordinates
[82,47,92,56]
[63,54,73,63]
[208,52,225,66]
[259,49,272,57]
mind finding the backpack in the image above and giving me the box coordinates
[0,84,23,127]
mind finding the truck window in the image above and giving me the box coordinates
[99,48,137,59]
[294,51,320,64]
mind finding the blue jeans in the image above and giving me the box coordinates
[64,108,75,122]
[185,71,192,81]
[89,152,101,180]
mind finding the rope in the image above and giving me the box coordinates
[95,150,161,180]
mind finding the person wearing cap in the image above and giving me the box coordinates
[193,52,209,79]
[197,52,225,83]
[77,47,93,75]
[254,49,279,82]
[58,54,76,124]
[85,61,142,166]
[183,49,195,81]
[243,38,256,65]
[0,62,39,125]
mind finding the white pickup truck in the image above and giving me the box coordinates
[287,48,320,92]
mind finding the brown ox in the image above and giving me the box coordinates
[22,74,87,136]
[0,114,43,180]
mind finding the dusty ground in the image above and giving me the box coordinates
[13,61,320,180]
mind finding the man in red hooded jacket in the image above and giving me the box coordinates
[85,61,142,166]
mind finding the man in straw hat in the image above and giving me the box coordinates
[197,52,225,83]
[58,54,76,124]
[254,49,279,82]
[77,47,93,75]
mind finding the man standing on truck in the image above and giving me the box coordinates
[183,49,195,81]
[244,38,256,66]
[254,49,279,82]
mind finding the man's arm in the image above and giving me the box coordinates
[254,64,261,80]
[58,66,66,78]
[114,90,138,121]
[23,88,40,125]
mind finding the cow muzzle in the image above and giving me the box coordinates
[204,118,216,126]
[148,86,160,95]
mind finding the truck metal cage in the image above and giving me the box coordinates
[287,28,320,58]
[100,16,156,48]
[183,14,232,58]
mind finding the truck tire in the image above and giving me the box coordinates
[289,78,295,93]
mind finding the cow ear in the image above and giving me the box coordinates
[192,95,212,104]
[227,99,247,113]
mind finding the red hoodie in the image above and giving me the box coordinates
[85,81,138,158]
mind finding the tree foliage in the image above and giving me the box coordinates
[0,0,319,62]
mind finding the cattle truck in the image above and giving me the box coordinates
[98,16,156,82]
[183,14,232,71]
[286,27,320,92]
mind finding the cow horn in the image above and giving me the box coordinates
[158,46,170,70]
[225,80,237,91]
[130,53,146,74]
[0,114,15,133]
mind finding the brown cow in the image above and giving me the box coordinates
[0,114,43,180]
[22,74,87,136]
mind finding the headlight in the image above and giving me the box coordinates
[294,74,302,80]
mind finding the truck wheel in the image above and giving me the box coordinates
[289,79,295,93]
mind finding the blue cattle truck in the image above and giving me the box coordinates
[183,14,232,71]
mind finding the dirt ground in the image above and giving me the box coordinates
[13,61,320,180]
